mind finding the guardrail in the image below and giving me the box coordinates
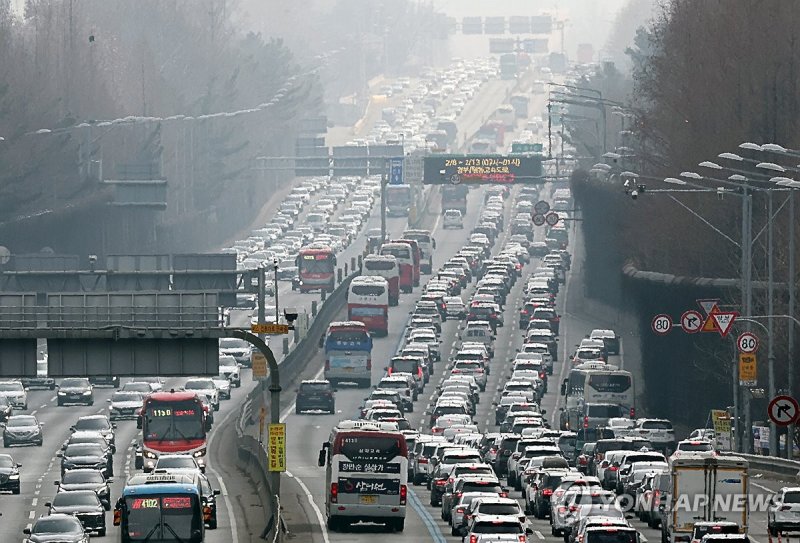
[720,451,800,480]
[235,269,359,541]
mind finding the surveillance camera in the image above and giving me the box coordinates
[631,189,638,200]
[283,307,299,323]
[88,255,97,263]
[717,187,725,200]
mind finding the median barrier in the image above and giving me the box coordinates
[720,451,800,480]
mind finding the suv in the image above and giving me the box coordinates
[444,209,464,229]
[295,380,335,414]
[635,418,676,454]
[590,329,621,355]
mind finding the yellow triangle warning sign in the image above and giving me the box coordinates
[701,306,721,333]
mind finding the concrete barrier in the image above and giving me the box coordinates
[720,451,800,480]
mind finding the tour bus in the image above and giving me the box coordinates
[114,472,204,542]
[363,255,399,306]
[559,362,635,431]
[391,238,421,287]
[347,276,390,336]
[380,242,414,293]
[294,243,337,293]
[137,391,208,472]
[318,420,408,532]
[402,229,436,274]
[386,184,412,217]
[323,321,373,388]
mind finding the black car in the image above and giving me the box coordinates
[46,490,106,536]
[3,414,43,447]
[0,396,12,423]
[56,377,94,406]
[0,453,21,494]
[200,473,221,529]
[71,415,116,451]
[296,380,335,414]
[23,514,89,543]
[62,432,114,476]
[59,443,111,478]
[88,375,120,388]
[55,469,112,510]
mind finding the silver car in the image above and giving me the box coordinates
[0,381,28,410]
[3,414,43,447]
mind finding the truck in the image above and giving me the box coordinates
[662,454,749,543]
[509,95,530,119]
[500,53,518,80]
[441,185,468,215]
[386,184,412,217]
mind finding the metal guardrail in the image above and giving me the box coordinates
[720,451,800,480]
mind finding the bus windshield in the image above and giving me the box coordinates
[588,375,632,393]
[125,495,201,541]
[144,400,205,441]
[299,254,335,274]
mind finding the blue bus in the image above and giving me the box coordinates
[114,473,204,542]
[323,321,373,388]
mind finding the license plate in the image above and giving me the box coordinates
[342,367,353,372]
[360,495,377,505]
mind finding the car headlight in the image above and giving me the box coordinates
[58,391,66,396]
[143,450,157,459]
[9,474,19,480]
[96,485,108,494]
[82,390,92,395]
[193,448,207,458]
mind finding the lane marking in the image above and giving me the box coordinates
[752,481,774,493]
[205,407,240,543]
[286,470,330,543]
[31,497,38,506]
[28,510,35,519]
[409,488,447,543]
[535,530,545,540]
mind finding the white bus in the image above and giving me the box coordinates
[347,276,390,337]
[363,255,399,306]
[402,229,436,274]
[318,420,408,532]
[559,362,635,431]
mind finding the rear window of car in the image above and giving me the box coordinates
[477,503,520,515]
[300,383,330,392]
[586,530,638,543]
[641,420,673,430]
[473,521,523,534]
[462,481,501,494]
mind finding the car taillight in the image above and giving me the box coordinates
[203,505,212,521]
[499,491,508,497]
[367,358,372,370]
[539,372,546,379]
[609,466,618,471]
[558,506,567,513]
[435,479,447,486]
[418,368,423,379]
[583,416,589,429]
[569,505,578,512]
[418,457,428,464]
[520,310,528,315]
[579,456,588,465]
[330,483,338,503]
[630,407,636,419]
[518,536,526,543]
[455,492,463,499]
[475,368,484,373]
[399,484,407,505]
[470,535,478,543]
[456,507,465,513]
[489,447,497,453]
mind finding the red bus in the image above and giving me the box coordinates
[392,239,421,287]
[138,391,207,472]
[295,243,337,293]
[347,276,390,336]
[380,242,414,293]
[363,255,399,306]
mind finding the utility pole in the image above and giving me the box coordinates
[768,190,777,456]
[380,158,387,243]
[789,191,796,458]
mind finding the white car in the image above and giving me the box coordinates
[443,296,467,319]
[211,375,232,400]
[0,381,28,410]
[154,454,204,474]
[443,209,464,229]
[183,378,220,411]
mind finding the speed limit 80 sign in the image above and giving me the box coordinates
[737,332,759,353]
[651,314,673,336]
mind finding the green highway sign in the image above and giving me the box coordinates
[423,154,544,185]
[511,142,543,153]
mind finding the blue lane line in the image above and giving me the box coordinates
[409,488,447,543]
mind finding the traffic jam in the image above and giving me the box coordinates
[301,177,779,543]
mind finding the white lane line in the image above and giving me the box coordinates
[205,407,240,543]
[30,410,37,415]
[28,510,35,519]
[31,497,38,506]
[39,404,47,409]
[286,470,330,543]
[752,481,774,493]
[535,530,545,540]
[49,396,55,402]
[640,536,648,543]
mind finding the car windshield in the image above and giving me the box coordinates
[478,503,521,515]
[65,444,104,457]
[53,491,100,507]
[587,531,638,543]
[157,457,196,469]
[33,517,83,534]
[75,418,109,431]
[63,471,104,484]
[0,455,14,468]
[0,382,23,391]
[8,416,35,427]
[60,378,88,388]
[112,392,142,402]
[392,360,418,373]
[473,522,522,534]
[184,380,213,390]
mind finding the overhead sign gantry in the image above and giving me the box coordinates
[422,154,544,184]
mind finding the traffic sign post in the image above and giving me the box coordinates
[697,299,720,316]
[680,310,703,334]
[768,395,800,426]
[737,332,759,353]
[711,312,738,337]
[389,157,404,185]
[267,423,287,472]
[532,214,546,226]
[651,314,673,335]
